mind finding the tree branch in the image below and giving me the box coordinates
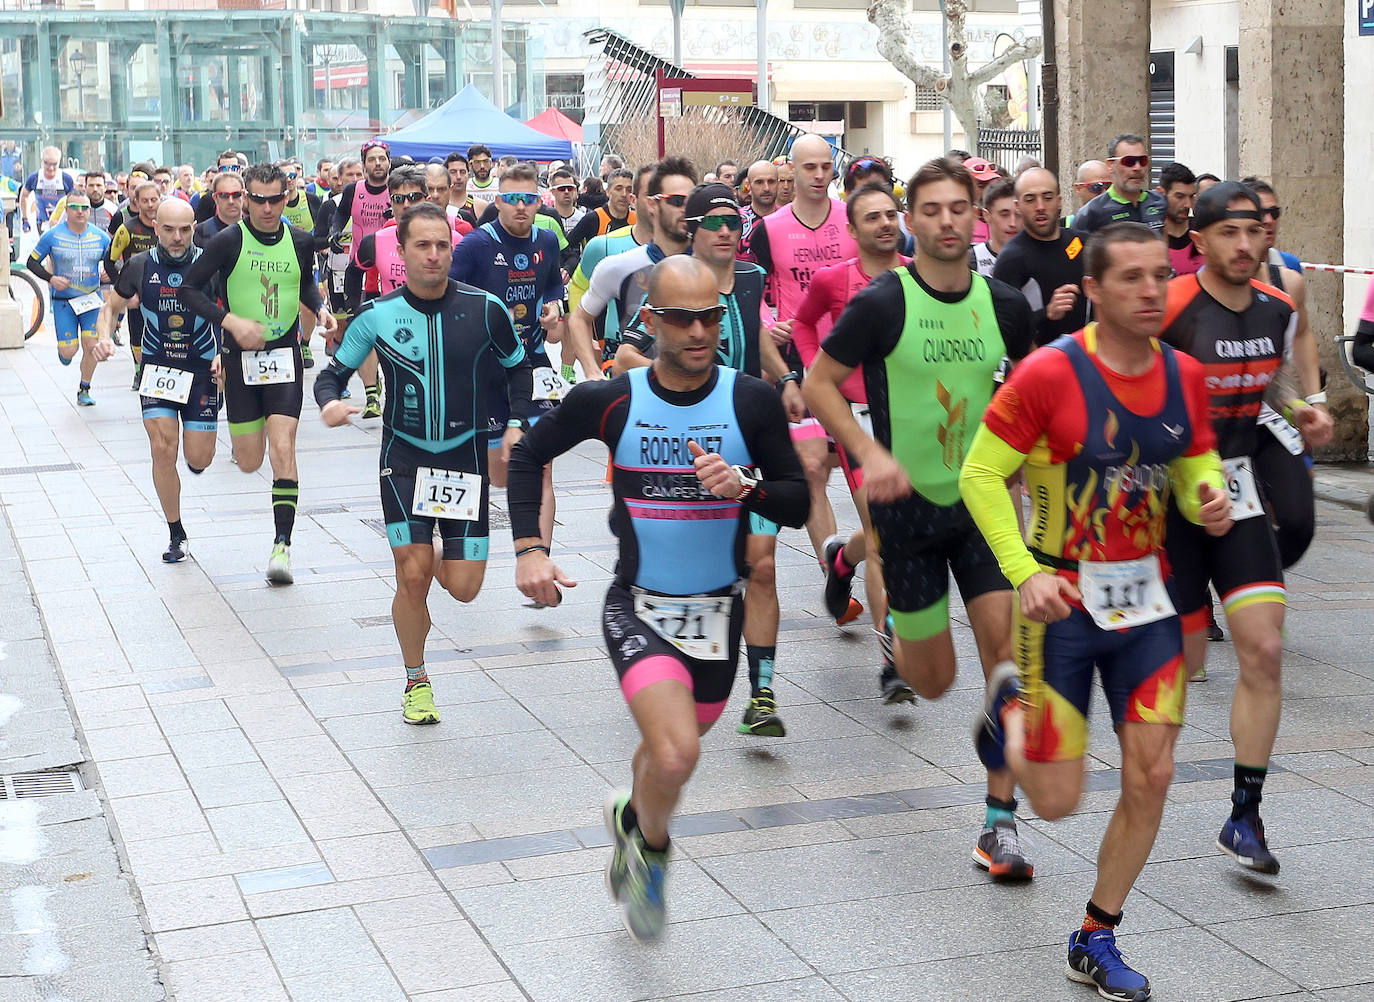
[867,0,944,89]
[967,39,1044,88]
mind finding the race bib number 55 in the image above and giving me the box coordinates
[633,593,731,660]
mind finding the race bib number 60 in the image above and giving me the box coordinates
[240,347,295,386]
[138,363,193,404]
[1076,554,1176,632]
[633,593,731,660]
[411,468,481,521]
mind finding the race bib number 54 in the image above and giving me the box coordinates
[240,347,295,385]
[633,593,731,660]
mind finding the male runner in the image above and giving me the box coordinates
[26,192,112,405]
[281,160,323,234]
[792,182,913,702]
[1158,162,1202,276]
[1159,182,1332,874]
[510,255,808,941]
[22,146,73,235]
[194,169,245,246]
[563,167,636,271]
[739,159,778,245]
[96,199,220,562]
[329,141,392,417]
[1066,160,1110,228]
[50,171,117,233]
[970,176,1022,277]
[993,168,1089,347]
[548,166,587,236]
[179,162,337,584]
[963,222,1232,1002]
[443,152,479,227]
[346,165,435,308]
[308,158,334,200]
[105,179,161,384]
[466,144,497,196]
[192,151,244,222]
[776,159,794,207]
[1074,135,1166,233]
[804,157,1036,878]
[316,202,532,724]
[316,156,364,351]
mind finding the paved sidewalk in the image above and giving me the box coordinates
[2,327,1373,1002]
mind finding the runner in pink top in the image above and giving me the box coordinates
[1353,276,1374,372]
[328,140,392,265]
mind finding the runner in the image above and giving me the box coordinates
[1158,181,1333,874]
[443,152,480,227]
[1065,159,1110,228]
[194,169,245,246]
[993,167,1089,346]
[1073,135,1166,233]
[316,156,364,359]
[563,167,636,271]
[22,146,74,235]
[969,177,1022,277]
[95,199,220,563]
[104,179,162,385]
[1158,163,1202,276]
[316,202,533,725]
[962,222,1232,1002]
[178,162,337,585]
[776,158,795,207]
[466,143,497,196]
[347,164,458,310]
[26,192,112,405]
[791,181,914,702]
[803,156,1036,880]
[510,255,808,940]
[739,159,778,246]
[547,166,587,237]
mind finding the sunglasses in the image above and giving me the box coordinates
[217,163,242,173]
[65,203,90,211]
[846,157,888,178]
[246,192,287,205]
[646,304,726,328]
[469,158,493,167]
[693,214,742,232]
[1260,206,1282,220]
[551,184,576,192]
[1109,155,1150,169]
[284,171,299,180]
[497,192,540,206]
[42,160,59,167]
[390,191,427,205]
[652,194,688,207]
[362,141,389,155]
[1082,181,1109,195]
[215,190,244,199]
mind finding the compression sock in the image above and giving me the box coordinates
[984,795,1017,829]
[78,381,90,393]
[404,663,429,691]
[833,543,856,576]
[365,383,380,407]
[1231,764,1267,820]
[168,519,186,544]
[746,645,775,696]
[271,479,298,544]
[1082,900,1122,933]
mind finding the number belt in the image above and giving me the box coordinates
[1029,547,1080,573]
[629,581,744,601]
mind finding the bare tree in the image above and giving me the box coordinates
[867,0,1042,154]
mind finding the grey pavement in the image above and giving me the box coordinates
[3,321,1374,1002]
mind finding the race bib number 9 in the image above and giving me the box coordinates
[411,467,481,521]
[67,291,104,316]
[633,593,731,661]
[138,363,193,404]
[240,347,295,386]
[1262,413,1305,457]
[1221,456,1264,520]
[1076,554,1175,632]
[532,366,572,402]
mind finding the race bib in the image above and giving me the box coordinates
[138,363,193,404]
[411,467,481,521]
[68,291,103,316]
[1222,456,1264,520]
[240,348,295,386]
[532,366,571,402]
[1262,413,1305,456]
[633,592,732,661]
[1077,554,1176,632]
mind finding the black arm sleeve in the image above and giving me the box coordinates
[489,296,535,422]
[344,233,374,314]
[194,194,216,224]
[561,212,599,272]
[329,183,356,245]
[989,244,1044,332]
[986,278,1036,362]
[178,226,243,326]
[291,228,324,314]
[733,375,810,528]
[315,198,335,245]
[313,357,355,409]
[305,191,328,250]
[508,379,629,539]
[25,250,52,283]
[744,216,772,272]
[820,270,903,368]
[1354,317,1374,371]
[477,201,499,227]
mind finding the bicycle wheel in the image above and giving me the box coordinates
[8,267,44,340]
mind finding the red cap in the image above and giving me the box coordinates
[964,157,1000,181]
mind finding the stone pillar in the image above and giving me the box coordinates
[1239,0,1362,459]
[1053,0,1152,198]
[0,190,24,349]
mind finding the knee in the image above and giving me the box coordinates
[1236,628,1283,685]
[748,551,776,589]
[57,342,78,361]
[1027,785,1082,822]
[647,734,699,789]
[151,440,178,466]
[441,575,481,604]
[186,459,210,475]
[1123,756,1174,806]
[800,453,828,485]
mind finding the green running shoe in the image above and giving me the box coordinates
[402,682,440,725]
[737,687,786,737]
[301,341,314,369]
[602,790,668,942]
[266,541,293,585]
[76,388,95,407]
[361,399,382,419]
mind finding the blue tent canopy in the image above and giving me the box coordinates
[376,85,575,162]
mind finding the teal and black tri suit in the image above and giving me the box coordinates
[313,279,533,559]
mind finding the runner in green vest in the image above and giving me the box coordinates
[804,157,1038,881]
[178,161,337,585]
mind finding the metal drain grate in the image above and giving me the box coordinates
[0,770,84,799]
[354,615,392,628]
[300,504,349,517]
[0,462,85,477]
[361,518,388,538]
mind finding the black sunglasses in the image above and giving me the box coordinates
[246,192,287,205]
[1260,206,1282,220]
[390,191,426,205]
[646,304,726,328]
[692,214,743,232]
[1083,181,1109,195]
[652,194,688,207]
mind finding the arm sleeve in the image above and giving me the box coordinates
[344,261,364,314]
[177,227,240,325]
[314,306,378,406]
[568,259,592,313]
[735,378,810,528]
[579,254,618,317]
[959,425,1041,588]
[743,215,771,271]
[25,230,54,282]
[484,295,532,420]
[988,279,1036,362]
[314,198,335,244]
[306,192,328,249]
[329,183,355,242]
[112,254,144,300]
[820,272,901,369]
[292,228,323,313]
[1169,450,1227,525]
[102,226,129,283]
[448,231,482,284]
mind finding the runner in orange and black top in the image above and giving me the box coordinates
[962,222,1231,1002]
[1158,182,1333,877]
[104,179,161,386]
[562,168,636,273]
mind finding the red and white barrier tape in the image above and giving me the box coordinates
[1302,262,1374,276]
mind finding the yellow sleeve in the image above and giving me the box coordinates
[48,197,65,225]
[110,226,130,261]
[1168,449,1227,525]
[958,424,1041,588]
[568,262,590,312]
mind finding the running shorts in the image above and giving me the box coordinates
[223,343,305,434]
[140,368,220,433]
[52,297,99,346]
[379,461,490,560]
[1166,499,1285,633]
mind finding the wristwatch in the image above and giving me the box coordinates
[731,465,759,503]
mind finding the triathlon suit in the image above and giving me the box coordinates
[24,170,74,233]
[792,254,911,491]
[28,220,111,349]
[969,242,999,278]
[569,225,640,355]
[332,180,390,265]
[821,263,1034,641]
[1159,274,1296,630]
[115,246,221,431]
[580,242,668,370]
[1167,230,1204,276]
[178,220,322,435]
[563,207,636,270]
[507,365,808,722]
[105,217,158,359]
[449,220,564,441]
[281,191,319,235]
[962,325,1222,761]
[314,281,531,559]
[349,220,467,308]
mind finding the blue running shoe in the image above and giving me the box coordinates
[1067,928,1151,1001]
[974,661,1020,772]
[602,790,668,942]
[1217,813,1280,874]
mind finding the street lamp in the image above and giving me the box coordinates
[69,48,85,120]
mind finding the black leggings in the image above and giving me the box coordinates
[1254,427,1314,569]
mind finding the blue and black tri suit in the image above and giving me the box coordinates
[314,280,533,560]
[449,220,565,441]
[113,246,222,431]
[507,365,808,720]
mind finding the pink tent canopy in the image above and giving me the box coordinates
[525,107,583,143]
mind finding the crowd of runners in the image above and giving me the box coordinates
[17,131,1344,1002]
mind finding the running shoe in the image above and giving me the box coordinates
[973,816,1034,880]
[1189,665,1208,682]
[162,538,189,563]
[1217,813,1280,874]
[1066,927,1151,1001]
[974,661,1020,772]
[879,662,916,704]
[131,370,141,391]
[111,326,124,347]
[737,687,786,737]
[301,342,314,369]
[821,534,855,622]
[76,388,94,407]
[361,399,382,419]
[265,542,293,585]
[1206,604,1224,642]
[838,597,864,626]
[603,790,668,942]
[402,682,440,725]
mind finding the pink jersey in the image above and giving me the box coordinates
[348,181,391,262]
[792,255,911,403]
[1363,278,1374,325]
[367,220,466,295]
[749,198,858,322]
